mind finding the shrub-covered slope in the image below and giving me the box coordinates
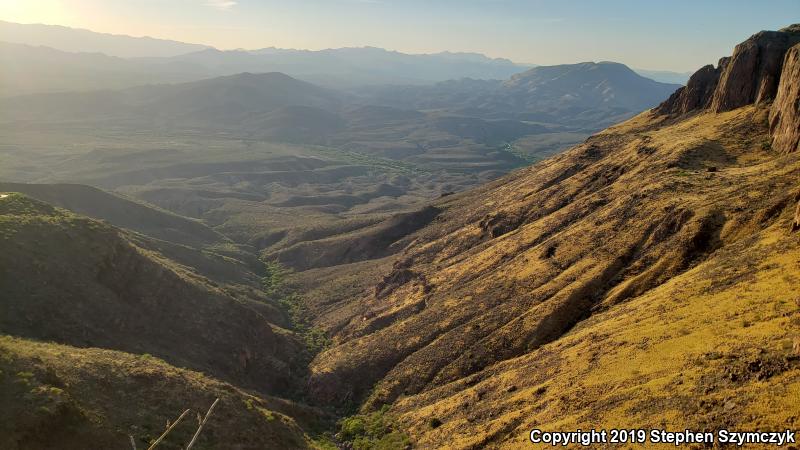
[0,336,322,450]
[0,193,304,395]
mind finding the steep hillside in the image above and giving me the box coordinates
[0,182,272,308]
[0,193,305,395]
[302,25,800,447]
[0,336,324,450]
[0,182,229,249]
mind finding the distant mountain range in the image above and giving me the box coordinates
[357,62,680,128]
[0,21,688,96]
[634,68,692,84]
[0,20,209,57]
[3,63,679,135]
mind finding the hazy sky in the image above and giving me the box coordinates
[1,0,798,71]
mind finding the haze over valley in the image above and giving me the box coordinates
[1,22,682,267]
[1,4,799,449]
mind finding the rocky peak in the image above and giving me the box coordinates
[655,59,727,115]
[656,25,800,116]
[711,29,800,111]
[656,24,800,158]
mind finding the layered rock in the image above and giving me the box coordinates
[769,43,800,154]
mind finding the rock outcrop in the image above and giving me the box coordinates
[657,25,800,162]
[769,43,800,154]
[657,25,800,117]
[712,27,800,112]
[655,60,727,115]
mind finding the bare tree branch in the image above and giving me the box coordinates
[146,409,191,450]
[130,435,138,450]
[184,398,220,450]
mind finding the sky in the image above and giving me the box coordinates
[1,0,798,71]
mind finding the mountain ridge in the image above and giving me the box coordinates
[293,24,800,448]
[360,61,679,128]
[1,20,690,95]
[0,20,210,57]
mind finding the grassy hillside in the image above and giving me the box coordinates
[3,21,798,450]
[0,182,229,249]
[305,104,800,446]
[0,182,268,300]
[392,214,800,448]
[0,193,305,394]
[0,336,324,450]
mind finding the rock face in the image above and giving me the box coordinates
[655,60,727,115]
[657,25,800,159]
[769,43,800,154]
[711,29,800,112]
[656,25,800,116]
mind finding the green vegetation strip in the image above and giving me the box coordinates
[261,261,330,358]
[337,406,411,450]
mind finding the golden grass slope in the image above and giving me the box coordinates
[307,105,800,446]
[393,216,800,449]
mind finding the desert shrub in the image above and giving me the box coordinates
[338,405,410,450]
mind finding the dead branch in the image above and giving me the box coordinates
[146,408,190,450]
[184,398,220,450]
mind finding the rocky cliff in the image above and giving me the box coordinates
[712,26,800,111]
[770,43,800,154]
[657,24,800,156]
[656,61,727,115]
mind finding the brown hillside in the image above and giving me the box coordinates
[0,194,305,395]
[0,336,323,450]
[303,25,800,447]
